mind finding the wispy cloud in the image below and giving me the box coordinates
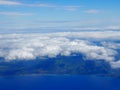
[84,9,100,14]
[0,0,81,11]
[31,3,81,11]
[0,12,33,16]
[0,0,23,5]
[106,26,120,30]
[62,6,81,11]
[32,3,56,8]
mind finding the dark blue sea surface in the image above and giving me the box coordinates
[0,75,120,90]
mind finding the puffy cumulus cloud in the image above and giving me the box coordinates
[110,61,120,68]
[102,42,120,49]
[0,31,120,68]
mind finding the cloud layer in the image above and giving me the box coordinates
[0,31,120,68]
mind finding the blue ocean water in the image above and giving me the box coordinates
[0,75,120,90]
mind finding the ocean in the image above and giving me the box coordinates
[0,75,120,90]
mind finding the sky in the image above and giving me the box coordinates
[0,0,120,32]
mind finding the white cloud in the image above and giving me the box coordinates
[61,6,81,11]
[32,3,56,8]
[63,7,78,11]
[102,42,120,49]
[106,26,120,30]
[0,12,33,16]
[0,0,81,11]
[31,4,81,11]
[0,0,23,5]
[0,31,120,69]
[84,9,100,14]
[110,61,120,68]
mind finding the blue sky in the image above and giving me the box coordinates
[0,0,120,31]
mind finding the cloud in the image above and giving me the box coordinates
[31,4,81,11]
[0,31,120,69]
[106,26,120,30]
[63,6,80,11]
[84,9,100,14]
[32,3,56,8]
[110,61,120,68]
[0,0,23,5]
[0,12,34,16]
[0,0,81,11]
